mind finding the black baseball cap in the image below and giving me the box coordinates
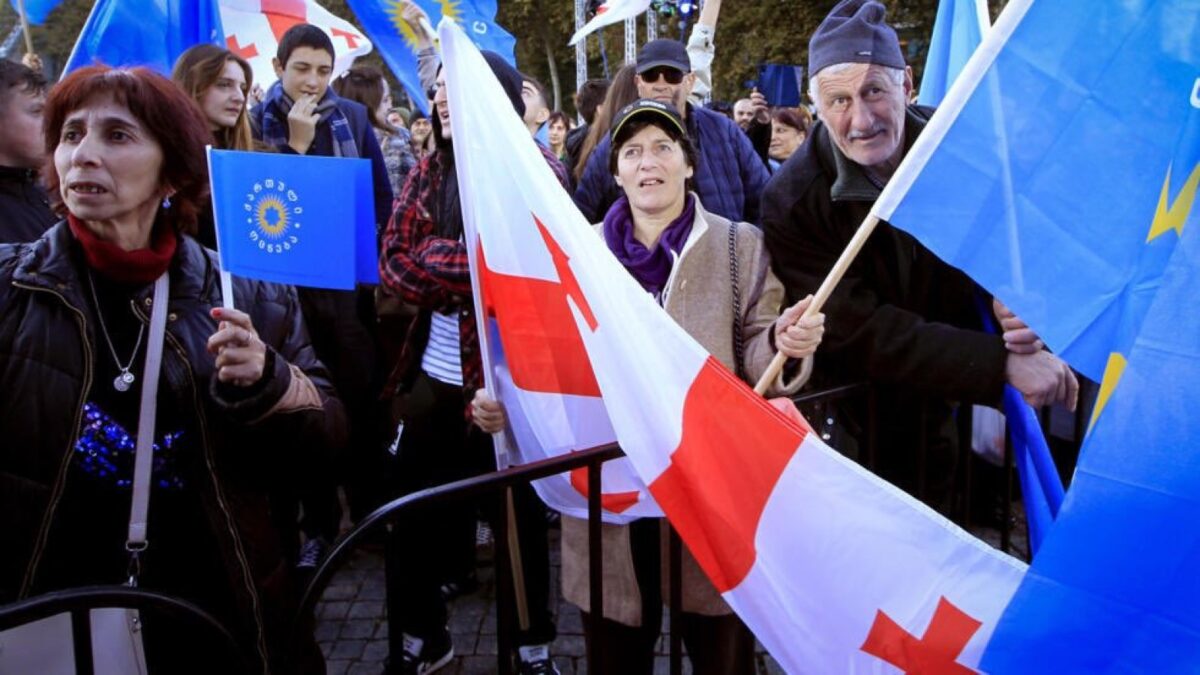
[635,39,691,74]
[610,99,686,144]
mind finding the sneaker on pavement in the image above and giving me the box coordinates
[295,536,328,569]
[517,644,560,675]
[392,630,453,675]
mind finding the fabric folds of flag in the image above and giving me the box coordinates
[208,148,378,290]
[9,0,62,25]
[568,0,651,46]
[916,0,989,107]
[347,0,516,115]
[64,0,223,75]
[219,0,372,94]
[440,19,1026,671]
[870,0,1200,670]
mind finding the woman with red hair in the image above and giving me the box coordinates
[0,65,344,674]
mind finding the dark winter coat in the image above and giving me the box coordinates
[0,166,56,244]
[761,105,1008,499]
[573,103,770,225]
[0,223,346,673]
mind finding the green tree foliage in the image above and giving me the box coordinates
[2,0,1002,112]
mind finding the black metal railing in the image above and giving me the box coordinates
[1,380,1092,673]
[0,585,251,675]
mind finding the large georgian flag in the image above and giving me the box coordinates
[219,0,372,93]
[440,19,1027,671]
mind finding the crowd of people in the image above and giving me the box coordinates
[0,1,1082,674]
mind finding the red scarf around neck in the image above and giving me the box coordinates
[68,214,177,284]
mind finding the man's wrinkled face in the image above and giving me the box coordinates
[815,63,911,172]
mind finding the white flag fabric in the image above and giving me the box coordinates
[218,0,372,93]
[441,18,1028,671]
[568,0,652,46]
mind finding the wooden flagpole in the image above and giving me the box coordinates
[753,214,882,395]
[15,0,34,56]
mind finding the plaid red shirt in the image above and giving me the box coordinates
[380,143,571,408]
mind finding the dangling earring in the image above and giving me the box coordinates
[162,195,172,209]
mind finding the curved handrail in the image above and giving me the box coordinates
[0,584,252,673]
[295,442,624,622]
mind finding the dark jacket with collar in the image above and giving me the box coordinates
[0,222,346,673]
[761,105,1007,499]
[573,103,770,225]
[0,166,56,244]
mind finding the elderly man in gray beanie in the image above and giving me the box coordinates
[761,0,1077,509]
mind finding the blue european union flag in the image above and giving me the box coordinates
[208,149,377,291]
[916,0,988,107]
[346,0,517,114]
[10,0,61,25]
[871,0,1200,669]
[64,0,223,76]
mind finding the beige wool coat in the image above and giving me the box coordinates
[561,196,810,626]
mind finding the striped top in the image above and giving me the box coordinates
[421,310,464,386]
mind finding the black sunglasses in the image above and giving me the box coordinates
[639,67,685,85]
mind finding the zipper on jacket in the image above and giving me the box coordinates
[13,281,94,599]
[158,323,273,675]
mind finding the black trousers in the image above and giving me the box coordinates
[384,372,555,652]
[580,519,756,675]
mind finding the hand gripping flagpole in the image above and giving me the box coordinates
[753,215,881,395]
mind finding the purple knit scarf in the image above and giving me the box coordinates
[602,194,696,298]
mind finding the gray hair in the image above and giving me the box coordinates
[809,63,905,112]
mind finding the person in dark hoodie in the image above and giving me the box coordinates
[0,59,55,243]
[378,51,569,675]
[249,24,394,579]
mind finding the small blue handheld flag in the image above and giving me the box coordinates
[208,149,378,291]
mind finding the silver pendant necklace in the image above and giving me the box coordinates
[86,270,146,392]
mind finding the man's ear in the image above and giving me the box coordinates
[272,57,284,79]
[903,65,914,100]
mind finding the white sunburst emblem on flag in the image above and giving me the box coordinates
[244,178,302,254]
[385,0,462,50]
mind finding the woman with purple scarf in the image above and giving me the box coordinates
[472,99,825,675]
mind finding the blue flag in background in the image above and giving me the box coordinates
[345,0,516,114]
[63,0,223,76]
[872,0,1200,669]
[916,0,989,107]
[984,147,1200,673]
[208,149,378,290]
[9,0,61,25]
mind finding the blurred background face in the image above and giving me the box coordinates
[433,71,450,139]
[411,117,431,143]
[54,94,165,227]
[375,80,393,126]
[769,121,804,161]
[198,59,247,131]
[548,119,567,148]
[733,98,754,130]
[635,68,693,114]
[387,109,405,129]
[0,86,45,169]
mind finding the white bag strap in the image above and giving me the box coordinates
[125,272,169,584]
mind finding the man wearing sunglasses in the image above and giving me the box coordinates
[574,38,769,226]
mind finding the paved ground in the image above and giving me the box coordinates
[316,519,1027,675]
[316,527,786,675]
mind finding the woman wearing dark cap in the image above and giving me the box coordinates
[0,65,345,674]
[472,99,825,674]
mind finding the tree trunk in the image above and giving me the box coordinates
[544,37,562,111]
